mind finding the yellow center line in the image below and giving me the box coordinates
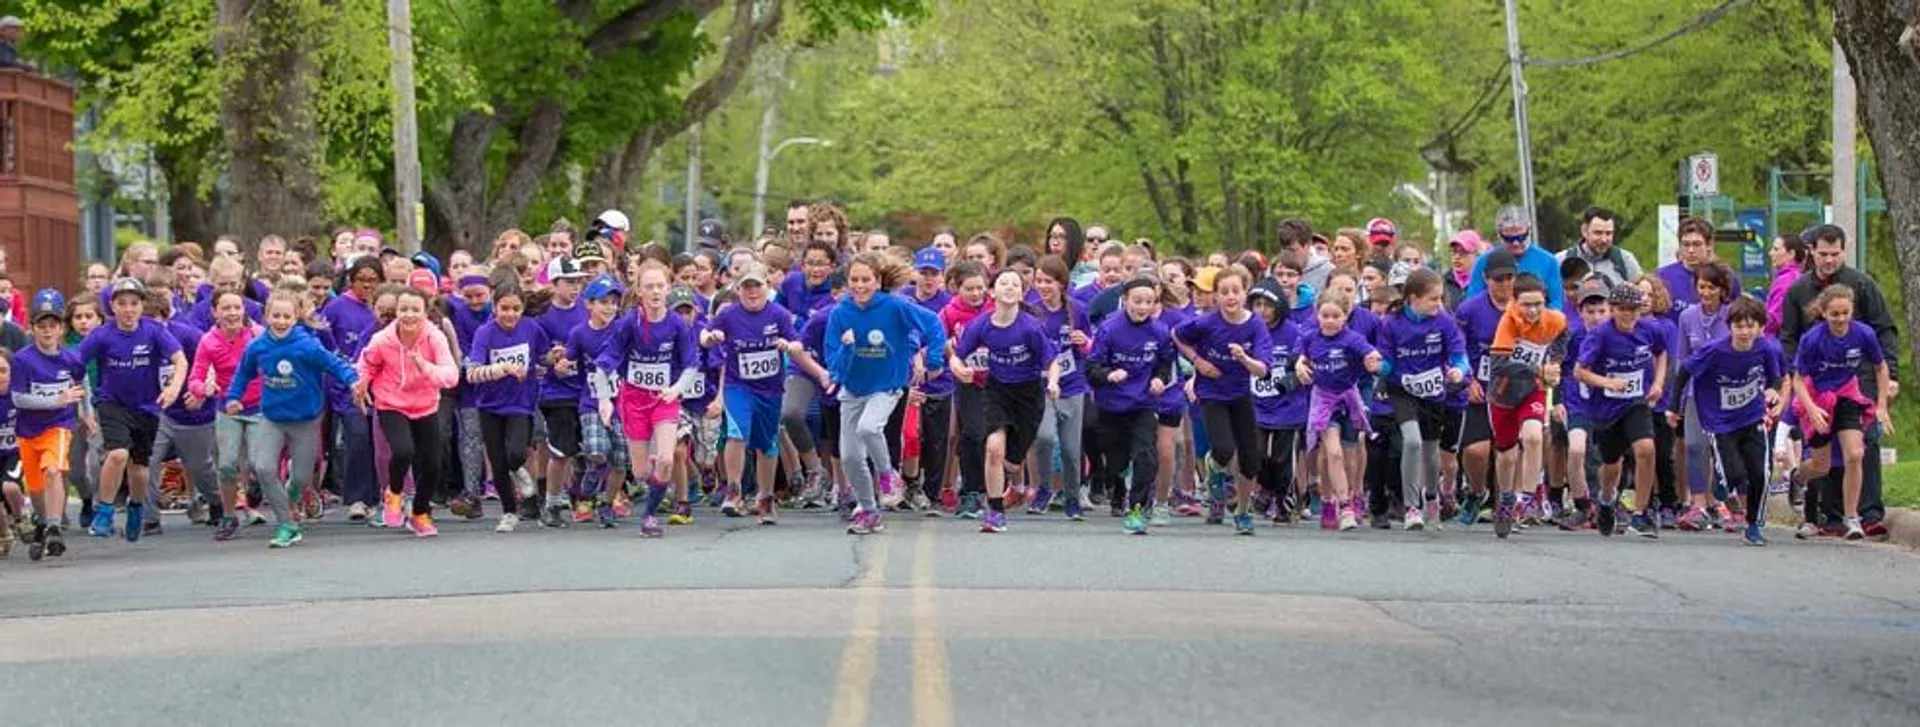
[912,524,954,727]
[826,536,890,727]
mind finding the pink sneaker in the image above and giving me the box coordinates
[1677,506,1708,532]
[382,491,404,529]
[405,513,438,538]
[1319,501,1337,530]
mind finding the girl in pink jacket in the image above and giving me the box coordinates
[187,290,265,540]
[353,287,460,536]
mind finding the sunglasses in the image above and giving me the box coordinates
[1500,233,1530,244]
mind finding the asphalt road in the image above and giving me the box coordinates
[3,508,1918,727]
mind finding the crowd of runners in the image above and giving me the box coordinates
[0,200,1900,560]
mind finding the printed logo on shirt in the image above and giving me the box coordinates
[867,329,885,346]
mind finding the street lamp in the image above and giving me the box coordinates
[752,136,832,239]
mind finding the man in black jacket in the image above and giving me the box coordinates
[1778,224,1901,534]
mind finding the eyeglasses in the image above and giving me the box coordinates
[1489,274,1515,283]
[352,275,381,285]
[1086,236,1108,243]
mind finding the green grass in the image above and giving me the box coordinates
[1885,461,1920,510]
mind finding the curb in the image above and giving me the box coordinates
[1764,494,1920,548]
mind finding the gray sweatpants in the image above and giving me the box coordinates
[1397,420,1442,511]
[839,389,902,512]
[1034,393,1088,496]
[781,377,822,457]
[252,419,322,526]
[215,413,260,484]
[145,417,218,525]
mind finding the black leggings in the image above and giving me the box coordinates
[1199,398,1262,480]
[918,395,953,500]
[379,410,442,516]
[1098,409,1158,509]
[1256,427,1299,514]
[479,411,532,514]
[1365,414,1401,516]
[1713,425,1769,524]
[956,386,986,496]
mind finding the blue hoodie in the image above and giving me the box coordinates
[228,325,360,423]
[825,291,947,397]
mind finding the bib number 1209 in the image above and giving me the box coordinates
[738,349,781,380]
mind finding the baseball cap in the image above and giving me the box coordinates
[697,219,726,248]
[1193,266,1221,292]
[572,241,606,264]
[584,275,624,302]
[596,209,631,232]
[667,285,698,310]
[545,256,588,281]
[1495,205,1531,236]
[1578,279,1611,305]
[30,288,63,322]
[0,17,23,30]
[380,245,403,258]
[410,251,442,278]
[1249,278,1283,307]
[407,269,439,295]
[1481,249,1519,278]
[1388,261,1416,287]
[913,247,946,272]
[1366,218,1397,244]
[109,277,147,300]
[1609,284,1645,309]
[1449,229,1485,253]
[734,262,770,286]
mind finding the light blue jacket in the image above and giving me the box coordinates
[825,292,947,397]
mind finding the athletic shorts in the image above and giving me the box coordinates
[1157,412,1184,428]
[1388,391,1462,453]
[1594,403,1655,465]
[983,379,1045,467]
[1805,398,1866,450]
[723,385,782,456]
[19,428,72,497]
[902,404,922,460]
[579,407,630,471]
[678,408,722,467]
[1457,399,1493,450]
[98,402,159,464]
[541,403,582,458]
[1490,390,1548,452]
[617,384,680,437]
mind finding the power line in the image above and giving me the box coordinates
[1525,0,1753,68]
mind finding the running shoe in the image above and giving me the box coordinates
[1109,501,1125,519]
[1233,511,1255,535]
[1064,495,1085,522]
[801,470,828,509]
[979,510,1007,533]
[613,492,633,519]
[909,491,933,513]
[1595,501,1616,538]
[1711,502,1736,530]
[1456,492,1483,528]
[1743,523,1767,546]
[268,523,303,549]
[1865,521,1889,538]
[1795,522,1817,540]
[1150,504,1172,527]
[1319,500,1337,530]
[846,508,884,535]
[1027,486,1054,515]
[1627,512,1659,539]
[940,488,959,513]
[1370,512,1391,530]
[667,502,694,525]
[1205,472,1227,525]
[0,520,12,558]
[1556,506,1592,531]
[375,491,400,528]
[495,513,520,533]
[878,473,904,510]
[213,515,242,541]
[539,502,567,529]
[1723,509,1748,532]
[406,513,438,538]
[720,496,744,518]
[1676,506,1708,532]
[1123,506,1147,535]
[958,493,984,520]
[1438,494,1460,523]
[757,495,779,526]
[1404,506,1426,531]
[124,503,145,542]
[346,502,370,522]
[1493,502,1514,540]
[640,514,664,538]
[449,495,474,519]
[573,501,594,524]
[246,508,267,526]
[596,500,618,528]
[41,525,64,559]
[187,499,209,526]
[1657,506,1677,530]
[1336,510,1357,531]
[1844,516,1865,541]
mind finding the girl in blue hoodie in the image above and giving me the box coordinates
[227,292,361,548]
[826,253,946,535]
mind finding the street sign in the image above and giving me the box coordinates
[1688,153,1720,197]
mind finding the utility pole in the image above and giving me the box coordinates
[1501,0,1538,232]
[684,123,702,254]
[1831,35,1859,269]
[750,71,782,239]
[388,0,422,254]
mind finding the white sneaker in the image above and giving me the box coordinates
[1405,506,1425,531]
[1844,516,1865,540]
[346,502,369,522]
[1149,504,1172,527]
[495,513,520,533]
[512,468,537,501]
[1337,511,1358,531]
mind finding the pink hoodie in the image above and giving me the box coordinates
[356,321,459,419]
[189,324,264,412]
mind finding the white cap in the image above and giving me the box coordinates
[596,209,630,232]
[0,17,23,30]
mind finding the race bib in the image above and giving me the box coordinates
[1604,369,1644,399]
[490,343,531,369]
[1401,368,1446,400]
[738,349,781,380]
[1720,380,1760,411]
[1513,341,1550,367]
[1055,351,1076,377]
[626,361,670,391]
[1251,371,1282,398]
[964,350,988,370]
[0,425,16,451]
[683,374,708,400]
[1476,354,1491,382]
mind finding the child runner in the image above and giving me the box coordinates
[1028,255,1090,515]
[467,277,546,533]
[445,266,493,518]
[1245,278,1303,528]
[1088,278,1175,534]
[79,279,186,541]
[188,290,262,540]
[1484,274,1568,538]
[776,241,842,506]
[1453,249,1518,527]
[954,268,1059,533]
[1672,262,1737,530]
[227,292,361,547]
[828,253,946,535]
[354,287,461,536]
[534,256,591,528]
[941,262,992,518]
[1295,290,1381,532]
[591,264,701,537]
[670,285,724,523]
[570,275,628,527]
[1790,284,1891,540]
[1375,269,1468,531]
[1173,266,1274,535]
[1574,284,1668,538]
[12,290,87,560]
[1153,274,1199,522]
[703,263,812,524]
[147,286,221,537]
[904,248,954,513]
[1668,296,1787,545]
[1554,280,1611,531]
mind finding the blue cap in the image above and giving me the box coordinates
[583,274,624,302]
[30,288,64,322]
[913,247,946,272]
[410,251,443,278]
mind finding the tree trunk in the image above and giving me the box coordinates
[425,111,498,257]
[586,130,658,220]
[215,0,323,251]
[154,149,222,245]
[1832,0,1920,369]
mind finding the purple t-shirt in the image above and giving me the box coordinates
[1576,320,1666,424]
[593,310,699,398]
[777,271,837,327]
[1155,304,1194,416]
[320,292,379,414]
[1684,336,1785,434]
[77,319,182,416]
[1640,315,1680,413]
[535,299,588,404]
[565,318,615,411]
[446,299,491,407]
[1456,293,1506,386]
[10,345,85,438]
[1086,313,1174,415]
[956,311,1057,385]
[1656,261,1741,312]
[465,319,550,416]
[162,319,216,426]
[1174,310,1274,403]
[908,288,955,399]
[710,302,799,396]
[1561,318,1593,417]
[1037,300,1091,398]
[1793,320,1884,393]
[1377,309,1467,404]
[1252,317,1305,429]
[1301,326,1377,394]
